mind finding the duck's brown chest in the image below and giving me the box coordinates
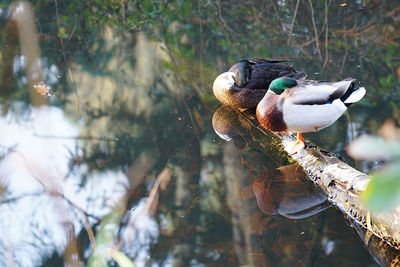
[256,95,287,132]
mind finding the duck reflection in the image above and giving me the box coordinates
[212,105,252,149]
[253,164,330,219]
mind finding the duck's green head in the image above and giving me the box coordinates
[228,60,250,88]
[269,77,297,95]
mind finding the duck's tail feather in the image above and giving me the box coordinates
[344,87,366,106]
[340,79,366,107]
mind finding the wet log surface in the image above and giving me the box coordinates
[216,106,400,253]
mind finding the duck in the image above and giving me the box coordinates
[253,164,329,218]
[213,59,306,109]
[212,106,250,149]
[256,77,366,153]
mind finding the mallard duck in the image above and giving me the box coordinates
[256,77,366,153]
[213,59,306,109]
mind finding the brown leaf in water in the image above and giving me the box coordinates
[144,168,171,216]
[33,82,52,96]
[247,210,272,235]
[253,174,277,215]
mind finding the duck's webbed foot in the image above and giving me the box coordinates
[288,132,305,155]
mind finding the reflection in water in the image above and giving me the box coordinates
[4,1,47,107]
[253,164,330,219]
[0,2,130,266]
[0,105,128,267]
[352,221,400,267]
[212,105,252,149]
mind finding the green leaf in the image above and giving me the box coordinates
[87,202,126,267]
[362,162,400,212]
[110,249,135,267]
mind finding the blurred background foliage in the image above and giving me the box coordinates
[0,0,400,266]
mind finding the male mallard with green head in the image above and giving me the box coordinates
[213,59,306,109]
[256,77,366,153]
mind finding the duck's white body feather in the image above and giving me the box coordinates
[282,98,347,132]
[278,79,366,132]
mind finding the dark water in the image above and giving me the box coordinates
[0,1,399,266]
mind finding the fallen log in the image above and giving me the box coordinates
[212,105,400,254]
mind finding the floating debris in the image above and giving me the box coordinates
[33,82,52,96]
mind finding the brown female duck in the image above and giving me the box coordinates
[213,59,306,109]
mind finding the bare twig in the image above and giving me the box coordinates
[322,0,330,69]
[308,0,322,60]
[159,21,201,139]
[290,39,314,59]
[54,0,67,64]
[67,15,78,41]
[11,149,98,249]
[268,0,283,24]
[143,168,171,215]
[116,168,171,250]
[214,0,237,35]
[340,31,348,75]
[33,133,116,141]
[198,2,204,91]
[6,239,14,267]
[120,0,126,33]
[54,0,82,116]
[287,0,300,44]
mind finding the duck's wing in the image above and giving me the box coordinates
[246,61,303,89]
[248,59,288,64]
[285,71,307,80]
[248,59,306,78]
[284,79,356,105]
